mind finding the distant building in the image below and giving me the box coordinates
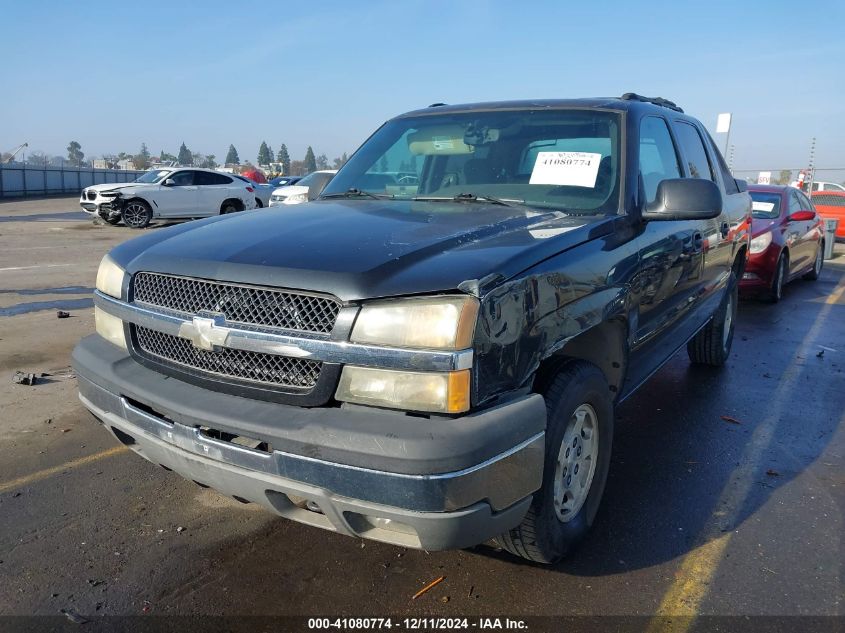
[93,159,113,169]
[117,159,137,170]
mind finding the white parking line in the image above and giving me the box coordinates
[0,264,71,272]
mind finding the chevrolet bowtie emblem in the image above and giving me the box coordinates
[178,312,230,352]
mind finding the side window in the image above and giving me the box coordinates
[788,191,802,214]
[673,122,715,181]
[705,131,738,194]
[169,171,194,186]
[812,182,821,191]
[797,191,814,211]
[197,172,232,186]
[638,116,681,205]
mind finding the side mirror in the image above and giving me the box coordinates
[788,210,815,222]
[642,178,722,221]
[735,178,748,192]
[163,178,175,186]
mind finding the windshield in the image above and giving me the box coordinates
[135,169,171,184]
[323,109,622,214]
[750,191,782,219]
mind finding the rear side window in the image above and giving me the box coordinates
[674,121,715,181]
[788,191,803,214]
[196,172,233,185]
[797,190,814,211]
[704,132,739,194]
[639,116,681,205]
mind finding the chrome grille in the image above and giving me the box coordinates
[135,326,321,389]
[133,272,340,334]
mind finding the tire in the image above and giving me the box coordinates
[765,254,787,303]
[687,272,737,366]
[121,199,152,229]
[495,361,614,564]
[802,241,823,281]
[255,198,263,208]
[220,200,240,215]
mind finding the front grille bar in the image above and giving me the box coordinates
[95,291,473,372]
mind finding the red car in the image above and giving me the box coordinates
[810,190,845,240]
[741,185,824,302]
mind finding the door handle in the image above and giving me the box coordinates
[720,222,730,238]
[693,231,704,252]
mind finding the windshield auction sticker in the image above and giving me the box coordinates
[529,151,602,187]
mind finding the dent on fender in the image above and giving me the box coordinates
[472,221,640,406]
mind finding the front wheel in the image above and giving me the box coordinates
[803,241,824,280]
[687,273,737,366]
[122,199,152,229]
[220,201,240,215]
[495,361,614,564]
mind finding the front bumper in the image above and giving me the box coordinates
[72,335,546,550]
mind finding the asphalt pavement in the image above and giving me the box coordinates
[0,197,842,630]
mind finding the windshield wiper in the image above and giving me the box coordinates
[321,188,392,200]
[413,193,522,207]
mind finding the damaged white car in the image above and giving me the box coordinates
[80,168,257,228]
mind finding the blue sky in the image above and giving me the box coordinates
[2,0,844,179]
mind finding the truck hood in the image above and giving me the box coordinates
[112,199,608,301]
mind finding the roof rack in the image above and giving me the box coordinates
[428,102,447,108]
[620,93,683,113]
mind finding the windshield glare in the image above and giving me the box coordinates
[322,109,622,214]
[135,169,171,184]
[750,191,782,219]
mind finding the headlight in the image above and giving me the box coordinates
[94,306,127,350]
[95,254,126,299]
[270,195,283,201]
[749,232,773,254]
[284,193,308,204]
[352,296,478,350]
[336,366,470,413]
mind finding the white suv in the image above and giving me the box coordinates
[80,168,257,228]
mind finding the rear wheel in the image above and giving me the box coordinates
[803,241,823,281]
[122,199,152,229]
[495,361,613,564]
[220,200,240,215]
[687,272,737,366]
[255,198,263,208]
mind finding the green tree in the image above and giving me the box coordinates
[159,150,177,163]
[134,143,151,170]
[204,154,217,169]
[225,144,240,165]
[315,153,329,170]
[276,144,291,175]
[379,155,389,172]
[177,142,192,166]
[67,140,84,166]
[777,169,792,185]
[257,141,272,166]
[27,151,49,166]
[304,146,317,173]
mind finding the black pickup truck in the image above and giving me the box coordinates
[73,95,751,563]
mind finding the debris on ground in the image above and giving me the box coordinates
[176,526,185,533]
[44,418,53,424]
[720,415,742,425]
[87,579,103,588]
[12,492,22,498]
[766,469,780,477]
[440,596,450,603]
[61,429,72,433]
[60,608,89,624]
[57,310,70,319]
[12,371,37,386]
[412,575,445,600]
[816,350,825,358]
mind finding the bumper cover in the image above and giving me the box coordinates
[73,335,546,549]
